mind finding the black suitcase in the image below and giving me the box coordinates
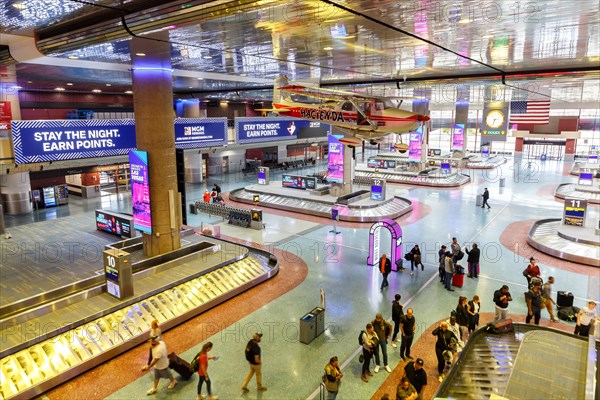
[168,352,193,380]
[557,291,574,308]
[557,306,580,322]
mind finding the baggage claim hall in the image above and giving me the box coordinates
[0,1,599,399]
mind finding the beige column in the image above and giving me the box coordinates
[130,32,181,256]
[183,99,201,118]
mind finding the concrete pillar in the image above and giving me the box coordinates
[0,65,21,162]
[182,99,201,118]
[130,32,181,256]
[0,172,32,214]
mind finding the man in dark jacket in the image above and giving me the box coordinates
[371,313,392,373]
[379,253,392,290]
[391,294,404,348]
[525,282,543,325]
[400,308,416,361]
[465,243,480,278]
[481,188,490,209]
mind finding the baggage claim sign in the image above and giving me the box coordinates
[11,120,136,163]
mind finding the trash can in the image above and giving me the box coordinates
[299,312,317,344]
[499,177,505,187]
[311,307,325,337]
[189,203,197,214]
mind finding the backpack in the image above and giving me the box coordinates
[456,250,464,260]
[358,330,366,345]
[189,351,201,373]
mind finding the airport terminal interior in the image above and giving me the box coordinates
[0,1,599,400]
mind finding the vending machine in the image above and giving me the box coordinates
[42,187,57,207]
[56,184,69,205]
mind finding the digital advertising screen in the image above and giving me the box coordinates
[367,159,396,169]
[96,210,133,238]
[174,118,227,149]
[129,150,152,234]
[282,174,316,190]
[481,145,490,158]
[440,162,451,174]
[42,187,56,207]
[258,171,266,184]
[408,129,423,162]
[11,119,136,164]
[578,170,594,186]
[236,117,330,144]
[327,135,345,183]
[452,123,465,150]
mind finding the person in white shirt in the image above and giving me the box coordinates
[142,337,177,395]
[577,300,599,337]
[361,323,377,383]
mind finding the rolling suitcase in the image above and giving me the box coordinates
[168,352,193,380]
[557,291,574,308]
[452,273,464,288]
[476,195,483,206]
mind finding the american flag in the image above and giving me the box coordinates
[509,100,551,124]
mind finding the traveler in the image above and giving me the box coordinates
[524,257,541,288]
[391,294,404,348]
[542,277,557,322]
[576,300,599,337]
[450,237,461,265]
[360,323,378,382]
[241,332,267,392]
[144,320,162,369]
[379,253,392,290]
[371,313,393,373]
[404,358,427,400]
[399,308,416,361]
[409,245,424,275]
[465,243,480,278]
[432,322,459,381]
[212,184,221,194]
[443,251,455,292]
[196,342,218,400]
[493,285,512,321]
[438,245,447,283]
[445,315,464,355]
[455,296,470,341]
[396,377,418,400]
[323,356,342,400]
[142,336,177,395]
[467,295,481,333]
[525,282,543,325]
[481,188,491,209]
[203,190,211,203]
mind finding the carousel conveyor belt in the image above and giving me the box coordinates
[0,242,278,400]
[228,188,412,222]
[354,170,471,186]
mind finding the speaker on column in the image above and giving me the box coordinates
[176,149,187,225]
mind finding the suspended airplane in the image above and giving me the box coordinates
[260,76,429,146]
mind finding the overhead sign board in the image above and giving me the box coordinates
[236,117,328,144]
[174,118,227,149]
[11,119,136,164]
[481,103,509,142]
[563,198,587,227]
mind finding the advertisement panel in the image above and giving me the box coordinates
[95,210,133,238]
[236,117,328,144]
[452,123,465,150]
[282,174,316,190]
[327,135,344,183]
[174,118,227,149]
[0,101,12,129]
[408,129,422,162]
[481,104,509,142]
[11,119,136,164]
[129,150,152,234]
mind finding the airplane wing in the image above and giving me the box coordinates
[279,85,375,102]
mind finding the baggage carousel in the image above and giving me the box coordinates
[0,232,278,400]
[555,183,600,204]
[228,183,412,222]
[570,162,600,177]
[353,168,471,187]
[435,323,589,399]
[526,218,600,267]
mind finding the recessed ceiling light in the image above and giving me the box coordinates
[482,34,494,39]
[240,73,247,77]
[92,89,102,93]
[13,3,26,10]
[323,47,333,51]
[55,87,66,91]
[68,55,79,60]
[202,55,213,59]
[66,83,74,86]
[125,90,133,94]
[135,52,146,56]
[197,77,204,80]
[106,83,112,87]
[189,86,193,89]
[458,18,472,24]
[12,86,22,90]
[27,81,32,84]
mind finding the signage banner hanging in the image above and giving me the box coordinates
[452,123,465,150]
[174,117,228,149]
[481,103,509,142]
[236,117,328,144]
[129,150,152,234]
[408,128,423,162]
[11,119,136,164]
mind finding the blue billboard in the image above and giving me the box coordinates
[236,117,326,144]
[11,119,136,164]
[174,118,228,149]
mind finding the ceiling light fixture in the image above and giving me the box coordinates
[13,3,26,10]
[323,47,333,51]
[66,83,74,86]
[55,87,66,91]
[240,73,247,77]
[68,55,79,59]
[92,89,102,93]
[202,55,213,59]
[135,52,146,56]
[458,18,472,24]
[27,81,32,84]
[125,90,133,94]
[197,77,204,80]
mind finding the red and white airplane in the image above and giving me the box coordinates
[264,76,429,145]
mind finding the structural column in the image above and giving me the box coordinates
[130,32,181,256]
[412,91,430,168]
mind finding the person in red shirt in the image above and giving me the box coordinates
[379,254,392,291]
[524,257,541,288]
[197,342,218,400]
[203,190,211,203]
